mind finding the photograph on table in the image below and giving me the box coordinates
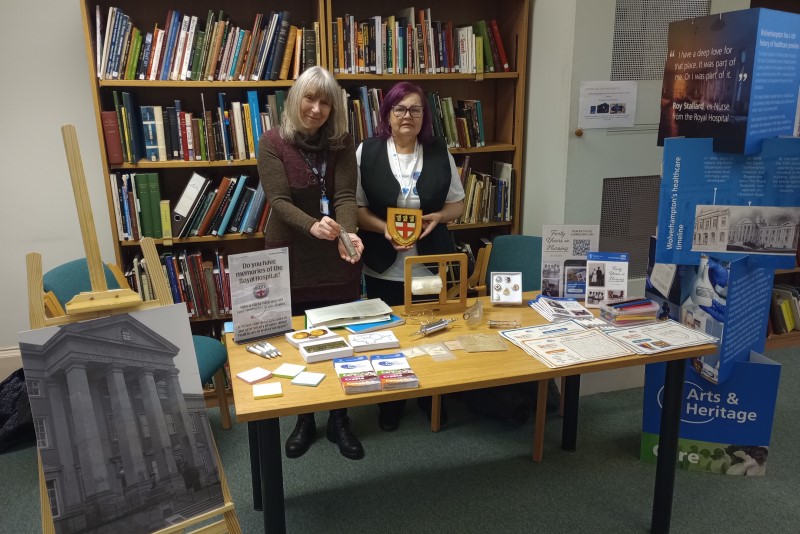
[18,304,223,533]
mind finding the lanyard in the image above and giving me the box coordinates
[388,139,419,202]
[300,149,329,214]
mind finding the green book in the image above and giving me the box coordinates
[147,173,163,238]
[275,90,286,126]
[189,29,206,80]
[134,173,153,238]
[472,21,494,73]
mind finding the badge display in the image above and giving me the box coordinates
[490,271,523,305]
[386,207,423,246]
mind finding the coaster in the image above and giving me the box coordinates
[236,367,272,384]
[272,363,307,378]
[253,382,282,399]
[291,371,326,387]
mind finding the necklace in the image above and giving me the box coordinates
[388,138,420,203]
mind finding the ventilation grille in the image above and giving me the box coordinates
[611,0,710,81]
[599,176,661,278]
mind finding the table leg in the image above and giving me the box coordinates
[258,418,286,534]
[651,359,686,534]
[561,374,581,452]
[532,380,548,462]
[248,422,262,511]
[430,394,441,432]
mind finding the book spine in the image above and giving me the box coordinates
[101,110,124,164]
[489,20,510,71]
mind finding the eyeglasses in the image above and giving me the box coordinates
[392,105,424,118]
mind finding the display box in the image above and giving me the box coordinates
[641,352,780,476]
[657,8,800,154]
[299,337,353,363]
[490,272,523,305]
[645,236,773,384]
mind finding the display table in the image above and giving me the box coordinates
[227,293,717,533]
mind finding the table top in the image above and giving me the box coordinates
[227,293,717,422]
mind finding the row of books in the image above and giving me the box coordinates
[104,90,288,165]
[456,160,514,224]
[771,284,800,334]
[333,354,419,394]
[97,7,319,82]
[330,8,510,75]
[343,86,485,149]
[128,249,231,320]
[110,171,269,241]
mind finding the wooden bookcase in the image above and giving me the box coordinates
[79,0,530,330]
[325,0,530,242]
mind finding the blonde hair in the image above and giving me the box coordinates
[280,66,347,149]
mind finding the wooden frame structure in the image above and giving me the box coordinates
[403,253,468,315]
[26,125,241,534]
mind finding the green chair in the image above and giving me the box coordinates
[485,235,543,291]
[42,258,232,429]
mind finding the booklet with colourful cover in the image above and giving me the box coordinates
[370,353,419,390]
[333,356,381,394]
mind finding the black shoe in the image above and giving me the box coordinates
[378,400,406,432]
[417,396,449,426]
[285,414,316,458]
[327,413,364,460]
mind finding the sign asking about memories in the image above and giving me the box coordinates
[229,247,292,343]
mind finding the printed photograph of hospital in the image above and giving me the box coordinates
[692,205,800,255]
[19,313,223,534]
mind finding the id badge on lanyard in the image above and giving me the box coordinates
[320,195,330,215]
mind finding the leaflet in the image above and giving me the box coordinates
[521,330,636,368]
[605,320,718,355]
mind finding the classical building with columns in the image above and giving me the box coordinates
[20,314,222,534]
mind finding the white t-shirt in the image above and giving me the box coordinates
[356,141,465,281]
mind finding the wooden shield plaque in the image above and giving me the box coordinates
[387,207,423,246]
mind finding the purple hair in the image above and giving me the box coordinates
[376,82,434,144]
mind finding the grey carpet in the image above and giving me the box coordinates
[2,346,798,533]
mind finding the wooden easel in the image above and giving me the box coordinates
[26,125,241,534]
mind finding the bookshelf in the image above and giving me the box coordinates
[79,0,327,331]
[767,266,800,350]
[79,0,531,328]
[324,0,530,239]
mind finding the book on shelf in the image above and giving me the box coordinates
[171,172,210,238]
[100,110,124,165]
[215,175,249,236]
[195,176,232,236]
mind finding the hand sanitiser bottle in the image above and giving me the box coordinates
[691,254,715,308]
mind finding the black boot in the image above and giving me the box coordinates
[378,400,406,431]
[327,410,364,460]
[285,413,316,458]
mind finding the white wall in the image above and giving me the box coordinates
[0,0,115,351]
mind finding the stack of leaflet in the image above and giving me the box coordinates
[598,298,660,326]
[528,295,603,326]
[333,356,382,394]
[306,298,393,328]
[348,331,400,352]
[370,353,419,390]
[603,320,718,355]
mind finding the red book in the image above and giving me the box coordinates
[257,199,271,233]
[101,110,124,164]
[179,111,190,161]
[196,176,232,236]
[489,20,510,72]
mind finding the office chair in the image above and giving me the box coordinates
[485,235,542,291]
[42,258,232,429]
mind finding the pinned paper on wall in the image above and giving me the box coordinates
[578,81,637,129]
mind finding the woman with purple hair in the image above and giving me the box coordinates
[356,82,465,431]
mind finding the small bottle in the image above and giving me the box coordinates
[691,254,714,307]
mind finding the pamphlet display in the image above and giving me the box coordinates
[584,252,629,307]
[641,353,781,476]
[229,247,292,343]
[657,8,800,154]
[541,225,599,298]
[646,237,774,385]
[656,137,800,270]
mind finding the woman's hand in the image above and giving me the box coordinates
[309,216,340,240]
[337,233,364,263]
[384,226,412,252]
[419,211,443,239]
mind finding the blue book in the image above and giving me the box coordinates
[247,90,262,153]
[344,314,406,334]
[242,181,266,233]
[160,10,182,80]
[139,106,159,161]
[162,254,183,304]
[217,92,232,160]
[216,175,249,236]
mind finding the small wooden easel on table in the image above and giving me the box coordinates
[26,125,241,534]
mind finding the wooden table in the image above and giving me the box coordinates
[227,294,717,534]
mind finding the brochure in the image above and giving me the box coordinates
[584,252,629,308]
[541,225,599,298]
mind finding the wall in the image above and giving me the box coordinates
[0,0,115,356]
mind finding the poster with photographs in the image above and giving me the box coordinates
[18,304,224,533]
[584,252,630,308]
[656,137,800,269]
[228,247,292,343]
[541,225,600,298]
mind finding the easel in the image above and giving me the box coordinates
[26,125,241,534]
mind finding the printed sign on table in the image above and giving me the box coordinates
[541,225,599,298]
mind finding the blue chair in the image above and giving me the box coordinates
[485,235,543,291]
[42,258,232,429]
